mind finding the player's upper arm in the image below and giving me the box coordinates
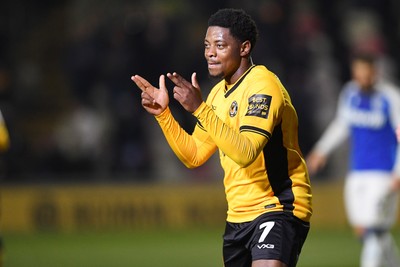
[385,84,400,129]
[241,77,284,138]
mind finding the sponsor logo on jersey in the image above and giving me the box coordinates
[344,108,386,129]
[257,244,275,249]
[229,101,238,117]
[246,94,272,119]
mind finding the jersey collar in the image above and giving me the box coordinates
[224,65,256,98]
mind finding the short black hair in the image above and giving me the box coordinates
[352,53,376,65]
[208,8,259,52]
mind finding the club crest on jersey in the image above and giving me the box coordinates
[246,94,272,119]
[229,101,238,117]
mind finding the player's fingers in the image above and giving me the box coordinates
[175,72,193,88]
[159,74,167,93]
[166,72,180,86]
[131,76,145,91]
[141,97,152,106]
[191,72,200,90]
[131,75,153,92]
[135,75,153,88]
[173,88,183,102]
[167,72,191,88]
[141,91,153,102]
[172,85,180,98]
[141,93,157,107]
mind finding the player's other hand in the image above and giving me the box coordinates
[306,151,327,176]
[167,72,203,113]
[131,74,169,116]
[390,175,400,192]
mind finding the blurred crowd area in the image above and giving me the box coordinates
[0,0,399,183]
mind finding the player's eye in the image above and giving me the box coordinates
[216,43,225,49]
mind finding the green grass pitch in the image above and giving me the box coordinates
[3,227,400,267]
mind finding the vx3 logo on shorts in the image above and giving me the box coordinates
[257,244,275,249]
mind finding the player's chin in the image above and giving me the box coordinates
[208,69,224,79]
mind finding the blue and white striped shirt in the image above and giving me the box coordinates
[314,80,400,174]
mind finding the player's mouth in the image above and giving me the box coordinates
[208,62,220,69]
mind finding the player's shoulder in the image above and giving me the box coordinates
[246,66,289,108]
[251,65,278,80]
[340,81,360,98]
[377,81,400,95]
[247,65,283,89]
[341,81,357,92]
[376,81,400,108]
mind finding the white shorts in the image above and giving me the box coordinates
[344,171,399,229]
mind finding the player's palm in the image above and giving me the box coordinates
[132,75,169,115]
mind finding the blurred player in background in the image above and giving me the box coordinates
[307,54,400,267]
[132,8,312,267]
[397,125,400,143]
[0,109,9,267]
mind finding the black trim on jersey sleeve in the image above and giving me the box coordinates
[225,65,256,98]
[196,121,206,131]
[263,123,295,213]
[240,125,271,139]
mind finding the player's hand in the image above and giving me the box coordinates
[306,151,327,175]
[167,72,203,113]
[390,175,400,192]
[131,74,169,116]
[396,125,400,143]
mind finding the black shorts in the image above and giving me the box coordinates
[223,212,310,267]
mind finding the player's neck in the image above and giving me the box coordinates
[225,58,254,85]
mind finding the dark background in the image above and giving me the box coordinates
[0,0,399,184]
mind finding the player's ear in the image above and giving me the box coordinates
[240,40,251,57]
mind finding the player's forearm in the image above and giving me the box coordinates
[155,107,207,168]
[313,117,349,156]
[193,102,265,167]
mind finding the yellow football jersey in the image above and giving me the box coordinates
[155,65,312,223]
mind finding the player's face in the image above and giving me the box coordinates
[351,60,376,90]
[204,26,242,82]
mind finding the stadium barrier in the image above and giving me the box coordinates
[0,180,378,233]
[1,183,227,233]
